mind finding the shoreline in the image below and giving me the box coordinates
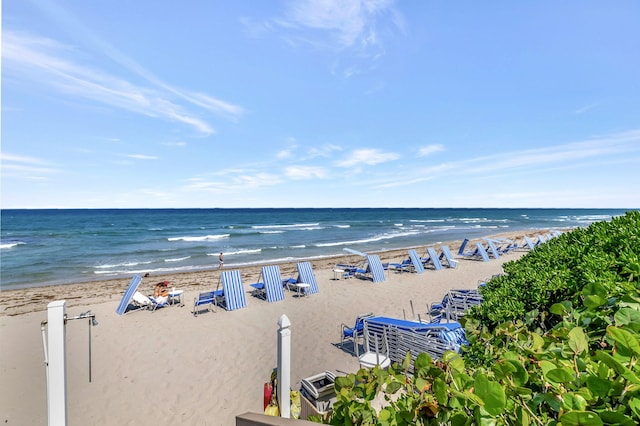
[0,230,537,317]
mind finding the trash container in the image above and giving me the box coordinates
[300,371,336,420]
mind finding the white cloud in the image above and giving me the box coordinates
[417,144,445,157]
[284,165,328,179]
[126,154,159,160]
[162,141,187,147]
[285,0,396,48]
[334,148,400,167]
[2,31,243,135]
[0,153,60,178]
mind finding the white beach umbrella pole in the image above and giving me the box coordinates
[277,314,291,418]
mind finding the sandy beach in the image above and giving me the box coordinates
[0,233,531,425]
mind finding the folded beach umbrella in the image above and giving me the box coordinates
[343,248,368,257]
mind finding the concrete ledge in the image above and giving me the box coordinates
[236,412,319,426]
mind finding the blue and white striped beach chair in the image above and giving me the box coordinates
[217,270,247,311]
[439,245,458,268]
[357,255,386,283]
[296,261,319,295]
[423,247,443,270]
[251,265,285,302]
[458,238,491,262]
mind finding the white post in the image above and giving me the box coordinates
[47,300,67,426]
[277,314,291,418]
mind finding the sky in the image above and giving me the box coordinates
[2,0,640,209]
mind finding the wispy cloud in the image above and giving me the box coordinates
[126,154,159,160]
[575,103,598,115]
[0,153,60,178]
[417,144,445,157]
[275,0,402,56]
[335,148,400,167]
[284,165,328,179]
[162,141,187,147]
[378,130,640,188]
[2,31,243,135]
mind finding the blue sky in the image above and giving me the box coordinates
[2,0,639,209]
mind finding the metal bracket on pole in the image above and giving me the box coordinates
[65,311,98,383]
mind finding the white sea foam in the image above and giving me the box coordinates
[165,256,191,262]
[209,248,261,256]
[95,260,154,269]
[315,230,421,247]
[168,234,230,242]
[252,223,320,229]
[0,242,24,249]
[334,224,350,228]
[259,231,285,234]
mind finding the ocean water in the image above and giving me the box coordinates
[0,208,630,291]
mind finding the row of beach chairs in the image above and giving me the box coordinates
[116,262,319,317]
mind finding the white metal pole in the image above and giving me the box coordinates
[277,314,291,418]
[47,300,67,426]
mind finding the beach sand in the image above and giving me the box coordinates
[0,233,531,425]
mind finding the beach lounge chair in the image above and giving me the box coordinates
[116,275,167,314]
[251,265,285,302]
[389,249,424,274]
[216,270,247,311]
[116,275,143,315]
[439,245,458,268]
[339,312,374,356]
[129,291,168,312]
[422,247,443,270]
[483,239,502,259]
[523,235,536,250]
[356,255,386,283]
[295,261,319,295]
[457,238,490,262]
[193,290,222,316]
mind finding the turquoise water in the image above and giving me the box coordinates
[0,208,630,290]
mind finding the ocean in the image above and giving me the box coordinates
[0,208,630,291]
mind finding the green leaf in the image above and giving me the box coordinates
[378,408,391,422]
[583,294,607,309]
[432,378,448,405]
[415,377,429,393]
[586,375,610,398]
[550,301,572,316]
[614,307,640,329]
[414,352,433,371]
[607,325,640,356]
[595,351,640,384]
[559,411,603,426]
[629,397,640,418]
[568,327,588,355]
[597,411,636,426]
[561,392,588,411]
[385,381,402,394]
[473,373,506,417]
[505,359,529,387]
[545,367,575,384]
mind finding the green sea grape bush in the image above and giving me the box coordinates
[317,211,640,425]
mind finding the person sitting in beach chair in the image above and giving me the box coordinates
[153,281,170,304]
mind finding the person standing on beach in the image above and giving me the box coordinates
[219,252,224,269]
